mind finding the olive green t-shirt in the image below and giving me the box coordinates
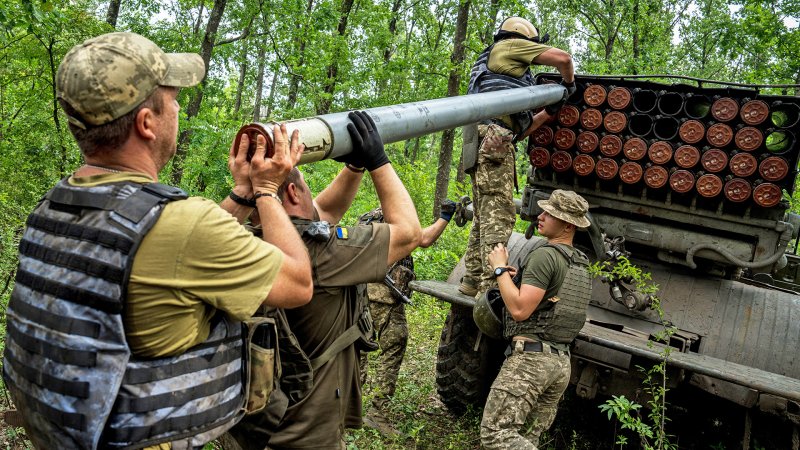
[486,38,552,129]
[487,38,553,78]
[521,245,570,300]
[69,172,283,358]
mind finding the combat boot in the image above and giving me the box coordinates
[363,406,402,438]
[458,279,479,297]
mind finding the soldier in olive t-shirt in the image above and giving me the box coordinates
[69,172,284,358]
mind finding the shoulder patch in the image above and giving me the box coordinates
[335,226,348,240]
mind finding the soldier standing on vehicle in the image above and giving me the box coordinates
[459,17,575,298]
[479,190,592,449]
[231,111,422,450]
[358,199,457,437]
[2,32,312,449]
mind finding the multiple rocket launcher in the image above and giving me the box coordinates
[528,75,799,210]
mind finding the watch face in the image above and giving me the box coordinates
[494,267,505,277]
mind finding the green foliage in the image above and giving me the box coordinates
[588,255,660,295]
[591,258,677,450]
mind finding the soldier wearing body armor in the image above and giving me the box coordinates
[357,199,456,437]
[460,17,576,298]
[230,111,422,450]
[2,32,313,449]
[479,190,592,450]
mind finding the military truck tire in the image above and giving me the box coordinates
[435,304,505,415]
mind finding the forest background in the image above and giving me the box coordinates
[1,0,800,448]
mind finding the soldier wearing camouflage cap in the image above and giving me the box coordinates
[479,189,593,449]
[3,32,312,449]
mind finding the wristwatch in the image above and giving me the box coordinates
[493,266,511,278]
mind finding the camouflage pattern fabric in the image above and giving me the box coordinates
[464,124,517,294]
[56,32,204,127]
[480,344,571,450]
[359,283,408,409]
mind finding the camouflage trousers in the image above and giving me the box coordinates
[359,283,408,410]
[480,342,571,450]
[463,124,517,294]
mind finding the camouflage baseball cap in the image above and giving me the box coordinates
[537,189,591,228]
[56,32,205,128]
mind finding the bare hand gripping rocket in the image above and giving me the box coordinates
[234,84,567,164]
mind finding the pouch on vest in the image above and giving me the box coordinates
[462,123,479,172]
[243,316,278,415]
[354,283,379,352]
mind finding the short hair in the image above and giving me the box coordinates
[59,87,166,157]
[277,168,304,200]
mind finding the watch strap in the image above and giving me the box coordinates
[229,191,256,208]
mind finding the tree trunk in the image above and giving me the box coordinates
[253,42,267,121]
[433,0,469,220]
[233,45,249,116]
[265,69,279,120]
[45,37,68,177]
[106,0,122,28]
[318,0,355,115]
[377,0,404,95]
[172,0,227,186]
[286,0,315,111]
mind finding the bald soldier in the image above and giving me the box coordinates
[230,111,422,450]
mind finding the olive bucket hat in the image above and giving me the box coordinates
[56,32,205,129]
[537,189,591,228]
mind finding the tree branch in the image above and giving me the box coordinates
[265,27,303,79]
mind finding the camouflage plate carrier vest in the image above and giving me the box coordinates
[467,44,535,137]
[3,180,245,449]
[504,244,592,343]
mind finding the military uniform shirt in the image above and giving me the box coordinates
[266,218,390,449]
[487,39,553,78]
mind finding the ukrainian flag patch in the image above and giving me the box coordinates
[335,226,348,239]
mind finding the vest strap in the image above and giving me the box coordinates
[123,346,241,385]
[15,268,122,314]
[7,322,97,367]
[27,213,134,254]
[310,324,361,371]
[114,371,241,414]
[18,240,124,283]
[8,290,100,338]
[4,351,90,398]
[104,395,241,445]
[47,186,116,210]
[4,367,87,430]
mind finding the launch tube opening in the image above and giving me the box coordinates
[234,123,275,161]
[684,94,711,119]
[657,92,685,116]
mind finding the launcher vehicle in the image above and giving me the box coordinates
[411,74,800,444]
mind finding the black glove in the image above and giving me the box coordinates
[440,199,457,221]
[338,111,390,171]
[545,98,567,116]
[561,79,577,98]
